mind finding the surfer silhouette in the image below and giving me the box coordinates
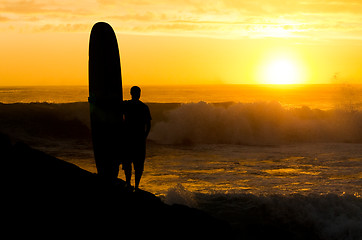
[122,86,151,191]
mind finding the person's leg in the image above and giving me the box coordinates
[125,168,132,187]
[112,160,120,180]
[134,170,143,190]
[122,161,132,187]
[134,158,145,190]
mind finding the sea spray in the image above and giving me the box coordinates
[150,101,362,145]
[1,102,361,145]
[164,187,362,240]
[164,183,197,208]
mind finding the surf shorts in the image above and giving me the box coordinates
[122,136,146,172]
[122,158,145,173]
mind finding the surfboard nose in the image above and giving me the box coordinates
[89,22,118,57]
[88,21,122,97]
[91,22,112,32]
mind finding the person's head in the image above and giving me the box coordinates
[130,86,141,100]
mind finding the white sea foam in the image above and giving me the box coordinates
[150,101,362,145]
[163,183,197,207]
[164,184,362,240]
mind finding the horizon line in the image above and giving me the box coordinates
[1,83,361,87]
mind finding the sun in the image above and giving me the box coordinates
[261,58,302,84]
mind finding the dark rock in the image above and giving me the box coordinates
[2,133,235,239]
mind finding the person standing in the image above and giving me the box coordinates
[122,86,151,191]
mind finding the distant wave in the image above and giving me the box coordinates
[1,101,361,145]
[0,102,177,144]
[150,101,362,145]
[0,102,91,143]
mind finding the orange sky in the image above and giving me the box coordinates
[1,0,362,86]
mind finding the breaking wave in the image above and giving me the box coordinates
[150,101,362,145]
[1,101,362,145]
[0,102,91,143]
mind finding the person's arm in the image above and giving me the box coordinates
[145,119,151,138]
[144,105,152,138]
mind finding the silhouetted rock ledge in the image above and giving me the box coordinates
[2,133,234,239]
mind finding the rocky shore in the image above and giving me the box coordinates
[1,132,234,239]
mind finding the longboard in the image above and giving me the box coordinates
[88,22,123,179]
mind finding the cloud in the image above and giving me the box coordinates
[97,0,151,6]
[110,12,157,22]
[34,23,90,32]
[1,0,362,40]
[0,15,10,22]
[0,0,46,14]
[220,0,362,15]
[0,0,95,32]
[0,0,94,16]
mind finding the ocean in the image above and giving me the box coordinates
[1,84,361,239]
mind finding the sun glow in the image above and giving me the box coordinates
[260,57,303,84]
